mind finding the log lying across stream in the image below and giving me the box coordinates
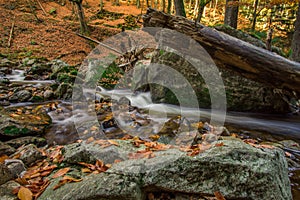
[142,8,300,95]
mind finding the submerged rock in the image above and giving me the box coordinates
[39,140,291,200]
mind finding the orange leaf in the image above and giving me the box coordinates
[62,175,82,182]
[81,168,92,173]
[285,151,292,157]
[17,186,33,200]
[259,144,275,149]
[52,167,70,179]
[215,142,224,147]
[214,191,226,200]
[0,155,9,163]
[52,179,68,190]
[108,140,119,146]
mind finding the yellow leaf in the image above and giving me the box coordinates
[17,186,33,200]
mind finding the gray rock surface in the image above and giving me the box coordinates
[0,180,20,200]
[12,144,45,166]
[0,163,14,185]
[8,90,32,102]
[39,140,292,200]
[0,141,15,156]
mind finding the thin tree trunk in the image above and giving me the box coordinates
[75,1,89,34]
[167,0,171,13]
[224,0,239,29]
[160,0,166,12]
[291,3,300,62]
[174,0,186,17]
[251,0,259,31]
[196,3,205,23]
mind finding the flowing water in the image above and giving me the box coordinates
[4,70,300,198]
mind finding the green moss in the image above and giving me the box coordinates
[4,126,30,136]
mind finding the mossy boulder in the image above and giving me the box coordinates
[0,106,51,140]
[134,51,293,113]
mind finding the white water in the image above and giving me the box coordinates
[96,87,300,140]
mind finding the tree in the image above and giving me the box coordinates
[69,0,89,34]
[174,0,186,17]
[251,0,259,31]
[224,0,239,29]
[195,0,212,23]
[291,2,300,62]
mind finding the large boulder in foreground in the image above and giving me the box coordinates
[39,140,292,200]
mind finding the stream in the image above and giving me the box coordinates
[4,69,300,198]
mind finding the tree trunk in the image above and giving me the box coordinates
[167,0,172,13]
[173,0,186,17]
[291,3,300,62]
[224,0,239,29]
[143,8,300,94]
[251,0,259,31]
[74,1,89,34]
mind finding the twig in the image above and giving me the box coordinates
[8,17,15,47]
[75,32,122,55]
[36,0,47,16]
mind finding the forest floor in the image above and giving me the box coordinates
[0,0,144,65]
[0,0,293,66]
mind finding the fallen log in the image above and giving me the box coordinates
[142,8,300,95]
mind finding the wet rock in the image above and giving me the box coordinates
[0,163,13,185]
[26,62,51,76]
[50,59,70,74]
[0,100,10,106]
[12,144,45,166]
[39,140,291,200]
[0,180,20,199]
[0,58,17,74]
[22,58,37,66]
[4,159,26,178]
[0,106,51,138]
[54,83,73,100]
[43,89,54,100]
[141,52,294,113]
[5,136,47,149]
[8,90,32,102]
[0,141,15,156]
[0,77,10,85]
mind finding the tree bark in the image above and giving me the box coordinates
[143,8,300,94]
[173,0,186,17]
[224,0,239,29]
[251,0,259,31]
[291,3,300,62]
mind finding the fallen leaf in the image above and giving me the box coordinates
[285,151,292,157]
[108,140,119,146]
[62,175,82,182]
[259,144,275,149]
[215,142,224,147]
[0,155,9,163]
[52,167,70,179]
[17,186,33,200]
[81,168,92,173]
[214,191,226,200]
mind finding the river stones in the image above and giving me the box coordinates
[0,106,51,139]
